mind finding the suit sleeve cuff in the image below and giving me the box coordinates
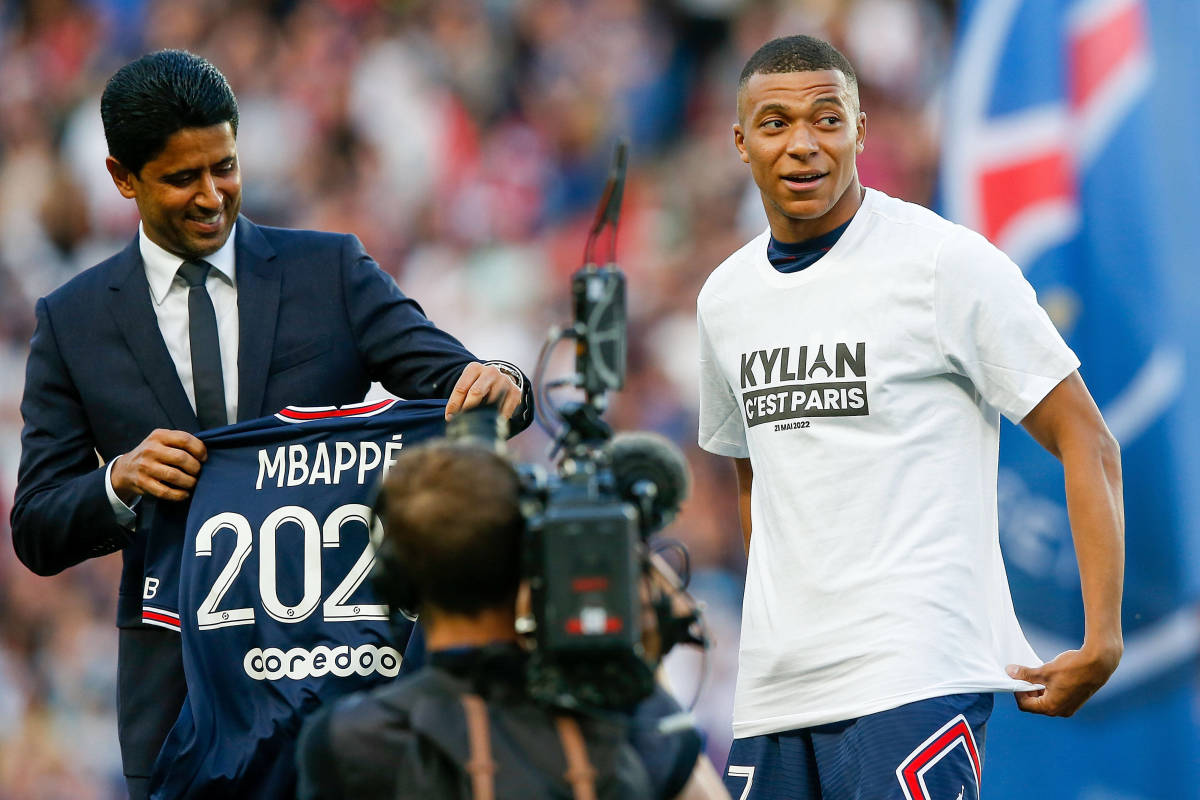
[105,457,138,530]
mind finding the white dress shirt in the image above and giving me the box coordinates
[106,223,240,524]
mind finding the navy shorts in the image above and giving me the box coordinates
[723,692,994,800]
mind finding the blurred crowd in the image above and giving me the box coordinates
[0,0,953,796]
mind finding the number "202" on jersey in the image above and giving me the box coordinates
[194,503,384,630]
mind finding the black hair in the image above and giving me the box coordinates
[738,35,858,96]
[100,50,239,175]
[378,441,524,617]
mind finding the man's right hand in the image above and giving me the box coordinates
[110,429,207,503]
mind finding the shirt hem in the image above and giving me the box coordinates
[731,679,1035,738]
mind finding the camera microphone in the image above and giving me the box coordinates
[605,432,691,535]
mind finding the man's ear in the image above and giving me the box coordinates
[733,124,750,164]
[105,156,138,199]
[856,111,867,154]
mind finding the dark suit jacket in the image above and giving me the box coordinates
[10,217,531,777]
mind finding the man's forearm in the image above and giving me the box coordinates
[1011,372,1124,716]
[1061,427,1125,652]
[1020,373,1125,652]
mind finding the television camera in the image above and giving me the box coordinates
[428,141,710,710]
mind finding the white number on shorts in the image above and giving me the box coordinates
[727,765,755,800]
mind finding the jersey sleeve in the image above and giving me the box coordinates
[697,308,749,458]
[934,227,1080,423]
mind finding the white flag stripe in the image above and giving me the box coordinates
[998,201,1079,271]
[1075,47,1151,166]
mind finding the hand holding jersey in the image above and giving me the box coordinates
[142,399,447,799]
[445,361,525,422]
[108,360,520,511]
[111,429,207,504]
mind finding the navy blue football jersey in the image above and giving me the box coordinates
[142,398,446,800]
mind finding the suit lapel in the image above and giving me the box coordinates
[234,217,280,421]
[106,236,199,431]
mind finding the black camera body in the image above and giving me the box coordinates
[518,432,663,710]
[448,398,693,710]
[526,472,641,657]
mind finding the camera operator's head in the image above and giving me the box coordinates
[376,440,524,639]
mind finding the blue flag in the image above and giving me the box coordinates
[940,1,1200,797]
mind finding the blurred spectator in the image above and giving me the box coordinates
[0,0,951,795]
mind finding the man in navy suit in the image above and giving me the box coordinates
[10,50,531,800]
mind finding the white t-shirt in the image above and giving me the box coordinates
[697,188,1079,738]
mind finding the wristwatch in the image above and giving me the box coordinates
[484,360,525,392]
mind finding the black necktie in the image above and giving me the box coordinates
[178,260,228,430]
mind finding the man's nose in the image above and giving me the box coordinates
[195,172,223,208]
[785,126,819,158]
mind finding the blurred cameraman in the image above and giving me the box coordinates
[296,440,727,800]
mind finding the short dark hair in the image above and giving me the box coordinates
[738,34,858,97]
[378,441,524,617]
[100,50,239,175]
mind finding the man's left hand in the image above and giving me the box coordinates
[446,362,522,421]
[1006,641,1121,717]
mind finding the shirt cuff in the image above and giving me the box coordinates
[105,457,138,530]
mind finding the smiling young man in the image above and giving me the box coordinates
[11,50,531,800]
[697,36,1124,799]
